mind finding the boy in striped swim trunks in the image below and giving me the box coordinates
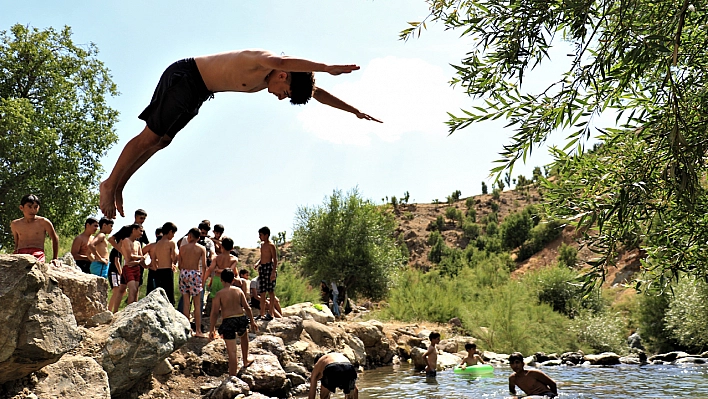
[179,227,207,337]
[209,268,258,376]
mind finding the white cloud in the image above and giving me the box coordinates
[297,56,467,145]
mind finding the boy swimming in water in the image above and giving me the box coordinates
[508,352,557,398]
[459,342,486,367]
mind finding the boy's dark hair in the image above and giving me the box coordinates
[112,225,133,243]
[214,224,224,233]
[188,227,200,239]
[155,228,163,236]
[429,332,441,340]
[508,352,524,363]
[99,217,114,228]
[85,217,99,226]
[289,71,315,105]
[465,343,477,350]
[258,226,271,236]
[161,222,178,234]
[239,269,249,277]
[20,194,40,206]
[221,268,235,283]
[129,223,142,232]
[222,237,234,251]
[135,209,147,217]
[201,219,211,227]
[198,222,211,232]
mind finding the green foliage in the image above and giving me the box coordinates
[391,196,398,208]
[402,191,410,204]
[403,211,414,221]
[500,210,533,250]
[485,220,498,236]
[525,266,604,318]
[481,182,488,195]
[291,188,405,300]
[402,0,708,287]
[435,215,445,231]
[274,262,321,307]
[445,206,464,226]
[664,276,708,351]
[447,190,462,204]
[557,243,578,268]
[516,175,531,188]
[427,231,445,263]
[532,167,543,183]
[465,197,475,209]
[461,219,480,240]
[438,247,466,277]
[396,233,410,262]
[490,201,499,212]
[0,24,119,250]
[571,311,627,354]
[491,188,501,200]
[475,235,503,254]
[517,220,563,262]
[466,207,476,222]
[636,289,679,353]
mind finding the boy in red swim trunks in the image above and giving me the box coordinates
[120,224,146,305]
[11,194,59,263]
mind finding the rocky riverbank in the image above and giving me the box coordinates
[2,254,708,399]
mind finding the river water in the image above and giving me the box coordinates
[355,363,708,398]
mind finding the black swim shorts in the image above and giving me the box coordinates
[139,58,214,138]
[218,315,250,340]
[258,263,276,293]
[321,362,357,394]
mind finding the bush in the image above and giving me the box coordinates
[492,188,501,200]
[637,289,678,353]
[481,182,488,195]
[525,266,604,317]
[664,276,708,351]
[557,243,578,268]
[396,233,410,262]
[571,311,627,354]
[466,207,477,222]
[490,201,500,212]
[275,262,321,307]
[391,196,398,208]
[462,219,480,240]
[445,207,463,225]
[485,221,499,236]
[517,220,563,261]
[465,197,475,209]
[500,211,533,250]
[428,231,445,263]
[438,247,466,277]
[475,235,503,253]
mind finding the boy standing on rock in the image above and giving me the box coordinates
[11,194,59,263]
[179,227,207,337]
[209,268,257,375]
[121,224,146,305]
[88,217,114,278]
[508,352,558,398]
[150,222,179,304]
[423,332,440,379]
[257,226,278,321]
[71,217,99,273]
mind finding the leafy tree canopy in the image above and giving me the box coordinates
[403,0,708,288]
[291,188,405,300]
[0,24,119,250]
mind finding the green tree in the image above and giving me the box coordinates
[481,181,488,195]
[0,24,119,250]
[291,188,404,300]
[402,1,708,286]
[500,211,533,250]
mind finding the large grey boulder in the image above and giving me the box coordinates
[251,335,286,363]
[201,339,230,377]
[0,255,83,383]
[281,302,335,324]
[34,356,110,399]
[344,321,394,366]
[45,259,108,324]
[583,352,621,366]
[238,353,289,397]
[99,288,191,395]
[258,316,303,343]
[205,376,250,399]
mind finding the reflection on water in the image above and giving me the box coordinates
[356,363,708,399]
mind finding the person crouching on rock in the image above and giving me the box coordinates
[309,352,359,399]
[209,267,258,375]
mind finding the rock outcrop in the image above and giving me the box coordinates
[45,260,108,324]
[0,255,83,383]
[258,316,303,343]
[238,353,289,397]
[281,302,335,324]
[98,288,191,395]
[34,356,110,399]
[344,321,394,366]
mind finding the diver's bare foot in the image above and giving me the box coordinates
[115,185,125,218]
[195,331,206,338]
[99,180,116,219]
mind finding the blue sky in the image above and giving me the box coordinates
[4,1,583,247]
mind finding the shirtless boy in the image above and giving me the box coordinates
[209,268,258,375]
[207,236,238,296]
[72,217,99,273]
[11,194,59,263]
[308,352,359,399]
[257,226,278,321]
[120,224,146,305]
[88,218,114,278]
[150,222,179,304]
[423,332,440,378]
[179,227,207,337]
[508,352,558,398]
[99,49,382,219]
[143,227,163,295]
[212,224,224,254]
[459,343,486,368]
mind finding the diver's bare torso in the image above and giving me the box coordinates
[195,50,273,93]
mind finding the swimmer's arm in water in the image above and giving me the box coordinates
[313,87,383,123]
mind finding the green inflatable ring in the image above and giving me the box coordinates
[453,364,494,375]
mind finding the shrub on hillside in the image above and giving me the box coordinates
[500,211,533,250]
[438,247,466,277]
[275,262,321,307]
[465,197,475,209]
[485,220,499,236]
[466,207,477,222]
[396,233,410,262]
[428,231,445,263]
[475,235,503,254]
[517,220,563,261]
[571,311,627,354]
[436,215,445,231]
[664,276,708,351]
[637,289,679,353]
[492,188,501,200]
[462,219,480,240]
[526,266,604,317]
[445,207,464,225]
[557,243,578,268]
